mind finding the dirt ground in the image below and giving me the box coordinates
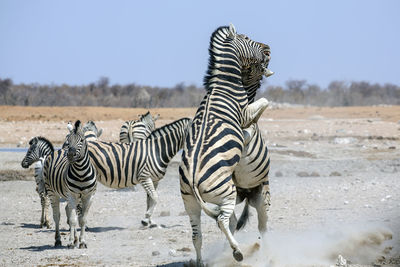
[0,105,399,267]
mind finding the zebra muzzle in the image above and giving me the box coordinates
[264,68,274,77]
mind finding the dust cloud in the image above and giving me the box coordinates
[204,224,395,267]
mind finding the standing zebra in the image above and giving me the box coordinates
[42,143,71,246]
[83,118,191,226]
[179,24,271,264]
[63,120,97,248]
[119,111,160,143]
[21,136,54,228]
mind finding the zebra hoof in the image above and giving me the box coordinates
[54,240,62,247]
[141,219,149,226]
[79,242,87,249]
[233,249,243,262]
[67,243,76,249]
[149,223,158,228]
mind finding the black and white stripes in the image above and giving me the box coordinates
[63,120,97,248]
[179,24,271,264]
[83,118,191,226]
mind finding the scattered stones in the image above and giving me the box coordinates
[151,251,160,256]
[344,200,349,205]
[297,171,309,177]
[330,171,342,177]
[178,211,187,216]
[168,249,177,257]
[177,247,191,252]
[388,146,396,149]
[275,171,283,177]
[332,137,357,144]
[310,171,320,177]
[159,211,170,217]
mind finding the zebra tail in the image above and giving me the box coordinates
[193,185,219,220]
[236,199,250,231]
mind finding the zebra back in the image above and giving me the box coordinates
[86,118,191,188]
[119,111,159,143]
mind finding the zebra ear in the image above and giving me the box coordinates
[29,137,38,145]
[153,114,160,121]
[228,23,236,39]
[97,128,103,138]
[74,120,82,133]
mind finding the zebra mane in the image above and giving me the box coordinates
[203,26,241,90]
[30,136,54,152]
[149,118,191,138]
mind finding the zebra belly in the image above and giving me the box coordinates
[233,148,269,189]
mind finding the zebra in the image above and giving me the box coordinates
[179,24,271,264]
[21,136,53,228]
[119,111,160,143]
[233,55,273,235]
[82,117,191,227]
[62,120,97,248]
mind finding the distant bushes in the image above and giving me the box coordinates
[0,77,399,107]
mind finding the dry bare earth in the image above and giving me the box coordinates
[0,106,399,267]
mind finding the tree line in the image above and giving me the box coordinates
[1,77,399,107]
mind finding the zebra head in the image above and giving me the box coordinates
[21,136,54,168]
[65,120,87,163]
[82,120,103,141]
[228,24,272,75]
[138,111,160,132]
[204,24,273,92]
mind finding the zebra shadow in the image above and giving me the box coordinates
[20,223,41,229]
[20,223,69,233]
[156,262,189,267]
[20,244,64,252]
[85,226,125,233]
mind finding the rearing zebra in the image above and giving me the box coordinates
[233,55,273,234]
[21,136,54,228]
[179,24,271,264]
[83,117,191,226]
[119,111,160,143]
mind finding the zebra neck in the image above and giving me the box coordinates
[244,82,262,104]
[69,150,92,176]
[85,131,98,141]
[38,142,54,158]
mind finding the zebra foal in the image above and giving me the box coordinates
[21,136,53,228]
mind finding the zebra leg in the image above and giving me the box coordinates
[139,177,158,227]
[249,183,270,235]
[66,195,79,249]
[229,212,238,234]
[41,194,51,228]
[78,193,94,249]
[242,98,269,128]
[217,192,243,262]
[39,193,46,228]
[183,194,203,267]
[49,196,62,247]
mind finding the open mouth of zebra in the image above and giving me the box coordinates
[262,49,274,77]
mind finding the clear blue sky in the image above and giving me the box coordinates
[1,0,399,89]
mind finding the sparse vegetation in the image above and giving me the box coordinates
[0,77,399,107]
